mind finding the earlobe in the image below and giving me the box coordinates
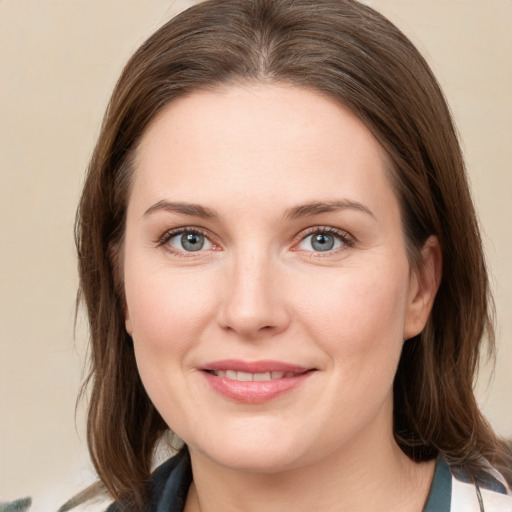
[125,317,133,336]
[109,241,132,336]
[403,236,442,340]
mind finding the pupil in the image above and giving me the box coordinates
[312,233,334,252]
[181,233,204,251]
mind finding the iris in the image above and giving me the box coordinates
[311,233,335,251]
[181,232,205,251]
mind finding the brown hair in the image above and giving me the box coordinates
[75,0,512,507]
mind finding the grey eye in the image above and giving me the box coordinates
[181,233,205,251]
[168,231,212,252]
[311,233,335,251]
[298,231,343,252]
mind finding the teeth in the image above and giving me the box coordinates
[254,372,272,381]
[212,370,294,381]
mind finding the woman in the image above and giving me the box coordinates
[71,0,512,510]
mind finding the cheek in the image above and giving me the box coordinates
[123,260,221,427]
[290,263,410,364]
[124,259,217,358]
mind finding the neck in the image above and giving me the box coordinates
[184,408,435,512]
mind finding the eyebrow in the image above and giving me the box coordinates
[143,200,219,219]
[143,199,374,221]
[284,200,375,220]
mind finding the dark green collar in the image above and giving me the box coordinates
[108,451,454,512]
[423,457,452,512]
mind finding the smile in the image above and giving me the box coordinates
[200,360,316,403]
[208,370,302,381]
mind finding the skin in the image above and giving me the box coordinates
[123,83,441,511]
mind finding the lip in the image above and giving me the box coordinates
[199,359,316,404]
[202,359,310,374]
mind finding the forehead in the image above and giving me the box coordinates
[130,83,397,219]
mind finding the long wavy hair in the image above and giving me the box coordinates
[74,0,512,508]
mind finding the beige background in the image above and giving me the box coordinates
[0,1,510,510]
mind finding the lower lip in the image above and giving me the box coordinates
[201,371,314,404]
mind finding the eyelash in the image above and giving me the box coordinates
[157,227,217,258]
[157,226,355,257]
[294,226,355,257]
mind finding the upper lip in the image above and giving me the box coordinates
[200,359,313,374]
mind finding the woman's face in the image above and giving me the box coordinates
[123,84,437,472]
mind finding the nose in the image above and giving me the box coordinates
[217,252,291,340]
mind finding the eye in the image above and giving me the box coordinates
[296,228,352,253]
[163,229,215,253]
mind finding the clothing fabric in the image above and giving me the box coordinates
[424,457,512,512]
[105,450,192,512]
[6,453,511,511]
[0,498,32,512]
[105,449,512,512]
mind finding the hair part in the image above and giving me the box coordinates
[75,0,511,507]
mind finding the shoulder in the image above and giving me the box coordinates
[449,460,512,512]
[106,448,192,512]
[424,457,512,512]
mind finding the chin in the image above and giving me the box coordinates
[186,422,331,475]
[203,445,305,474]
[181,425,301,473]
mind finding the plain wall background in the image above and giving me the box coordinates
[0,1,510,510]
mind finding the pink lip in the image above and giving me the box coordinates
[202,359,309,373]
[200,359,315,404]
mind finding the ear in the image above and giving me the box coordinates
[108,241,133,336]
[125,316,133,336]
[403,236,442,340]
